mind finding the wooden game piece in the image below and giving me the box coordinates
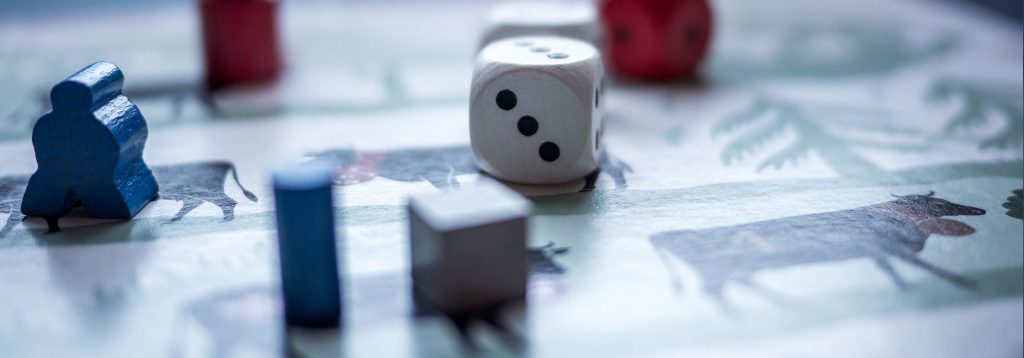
[600,0,713,80]
[408,178,531,312]
[21,61,159,221]
[273,161,342,328]
[470,36,604,184]
[200,0,284,90]
[478,1,599,49]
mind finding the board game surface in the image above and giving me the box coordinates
[0,0,1022,356]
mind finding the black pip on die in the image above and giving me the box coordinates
[470,36,605,184]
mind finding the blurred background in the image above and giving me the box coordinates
[0,1,1020,357]
[0,0,1020,19]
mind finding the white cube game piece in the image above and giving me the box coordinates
[478,1,599,49]
[408,178,532,312]
[470,36,604,184]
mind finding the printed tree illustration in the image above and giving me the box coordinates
[713,22,956,80]
[713,97,924,176]
[927,78,1024,149]
[1004,189,1023,220]
[774,23,955,77]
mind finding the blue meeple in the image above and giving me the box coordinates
[21,61,159,220]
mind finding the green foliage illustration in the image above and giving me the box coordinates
[713,97,925,176]
[712,22,956,81]
[1004,189,1023,220]
[928,78,1024,149]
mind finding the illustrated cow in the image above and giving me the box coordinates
[0,161,256,236]
[649,192,986,306]
[311,145,632,192]
[152,161,258,222]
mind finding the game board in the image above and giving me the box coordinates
[0,0,1021,356]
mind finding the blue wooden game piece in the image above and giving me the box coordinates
[21,62,159,221]
[273,161,342,328]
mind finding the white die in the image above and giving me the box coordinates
[408,178,531,312]
[470,36,604,185]
[478,1,599,49]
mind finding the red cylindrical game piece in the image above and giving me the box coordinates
[200,0,284,89]
[600,0,713,81]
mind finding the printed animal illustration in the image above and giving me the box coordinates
[152,161,257,222]
[312,145,631,192]
[0,161,257,236]
[649,192,985,305]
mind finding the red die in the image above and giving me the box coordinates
[200,0,284,89]
[600,0,713,81]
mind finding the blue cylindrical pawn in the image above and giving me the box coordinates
[273,162,341,328]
